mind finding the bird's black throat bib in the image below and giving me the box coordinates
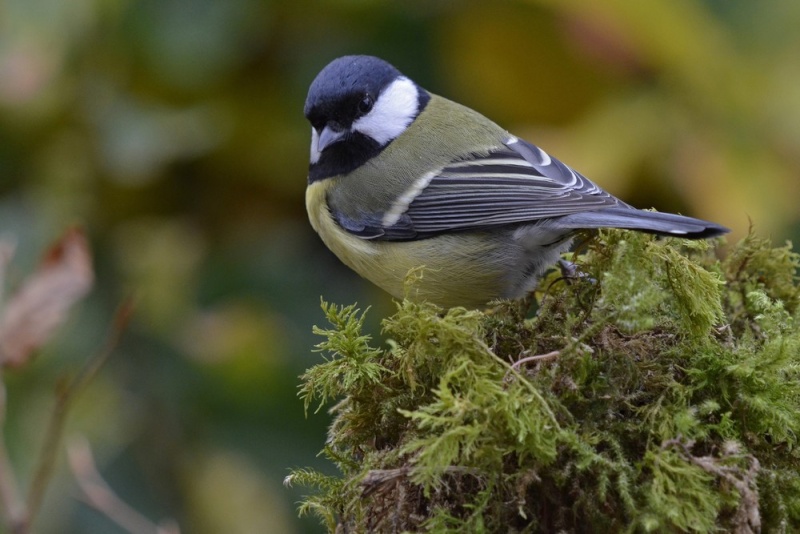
[308,131,383,183]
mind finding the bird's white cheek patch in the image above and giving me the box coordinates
[353,77,418,146]
[310,127,321,164]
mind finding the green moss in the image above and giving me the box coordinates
[286,230,800,533]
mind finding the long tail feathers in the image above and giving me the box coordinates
[556,207,729,239]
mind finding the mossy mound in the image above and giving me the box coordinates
[287,230,800,533]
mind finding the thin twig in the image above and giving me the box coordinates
[662,438,761,534]
[511,351,561,370]
[0,241,27,533]
[25,298,134,528]
[67,436,180,534]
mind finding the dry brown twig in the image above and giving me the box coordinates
[0,228,176,533]
[511,351,561,370]
[67,436,180,534]
[0,229,97,533]
[25,298,135,527]
[662,438,761,534]
[0,229,157,534]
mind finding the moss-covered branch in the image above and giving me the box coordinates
[287,230,800,533]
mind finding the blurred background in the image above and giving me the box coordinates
[1,0,799,532]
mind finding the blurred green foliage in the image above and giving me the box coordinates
[0,0,798,532]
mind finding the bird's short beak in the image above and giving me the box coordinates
[317,124,346,153]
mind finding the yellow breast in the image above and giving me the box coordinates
[306,182,513,308]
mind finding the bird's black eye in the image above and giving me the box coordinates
[358,94,374,115]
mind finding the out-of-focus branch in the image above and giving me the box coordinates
[0,239,28,533]
[26,298,134,527]
[67,436,180,534]
[0,375,26,534]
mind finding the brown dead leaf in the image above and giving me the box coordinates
[0,227,94,368]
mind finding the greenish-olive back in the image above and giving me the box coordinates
[325,94,508,219]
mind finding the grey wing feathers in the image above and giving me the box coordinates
[554,207,729,238]
[373,136,727,241]
[380,137,621,239]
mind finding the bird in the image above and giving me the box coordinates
[304,55,728,309]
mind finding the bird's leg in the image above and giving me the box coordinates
[557,259,595,285]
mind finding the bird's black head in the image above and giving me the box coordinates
[304,55,430,182]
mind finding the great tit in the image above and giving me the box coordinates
[304,55,729,308]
